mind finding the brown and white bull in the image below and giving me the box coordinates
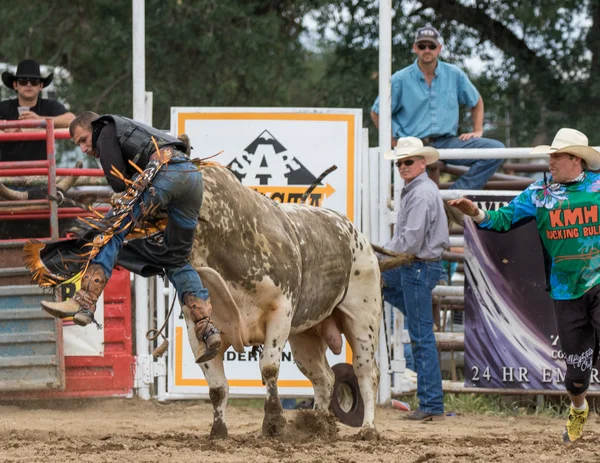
[184,165,382,440]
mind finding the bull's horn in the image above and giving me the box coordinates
[0,181,28,200]
[56,160,83,192]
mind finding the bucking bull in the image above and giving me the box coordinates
[186,165,382,440]
[23,161,424,440]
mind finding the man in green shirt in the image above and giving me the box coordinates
[449,128,600,444]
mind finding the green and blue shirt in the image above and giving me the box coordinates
[479,171,600,300]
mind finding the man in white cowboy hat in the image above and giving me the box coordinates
[0,59,74,161]
[449,127,600,444]
[382,137,449,421]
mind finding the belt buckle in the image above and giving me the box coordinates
[422,135,445,146]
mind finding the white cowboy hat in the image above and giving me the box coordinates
[530,128,600,170]
[384,136,439,165]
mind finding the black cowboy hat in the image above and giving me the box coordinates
[1,59,53,89]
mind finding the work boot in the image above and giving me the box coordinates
[41,264,108,326]
[563,400,589,444]
[402,409,445,422]
[183,295,221,363]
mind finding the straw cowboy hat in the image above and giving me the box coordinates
[530,128,600,170]
[1,59,53,89]
[384,136,439,165]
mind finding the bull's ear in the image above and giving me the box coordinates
[178,133,192,156]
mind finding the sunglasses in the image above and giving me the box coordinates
[17,77,41,86]
[417,43,438,51]
[395,159,417,167]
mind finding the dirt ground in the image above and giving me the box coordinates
[0,398,598,463]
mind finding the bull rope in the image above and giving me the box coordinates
[443,200,466,226]
[145,291,177,358]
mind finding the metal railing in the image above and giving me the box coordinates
[366,145,597,402]
[0,121,107,243]
[0,119,60,239]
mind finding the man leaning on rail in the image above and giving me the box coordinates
[449,128,600,444]
[0,59,75,161]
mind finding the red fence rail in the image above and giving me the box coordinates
[0,128,70,141]
[0,123,134,399]
[0,121,105,241]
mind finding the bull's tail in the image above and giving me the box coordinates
[371,244,414,272]
[443,200,465,226]
[300,165,337,203]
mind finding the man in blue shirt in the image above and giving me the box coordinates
[371,26,504,190]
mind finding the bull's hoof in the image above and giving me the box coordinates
[262,414,287,437]
[209,420,228,440]
[357,427,379,441]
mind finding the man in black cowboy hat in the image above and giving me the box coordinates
[0,59,75,161]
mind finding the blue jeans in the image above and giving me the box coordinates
[401,316,415,371]
[382,262,444,415]
[92,159,209,302]
[439,260,458,285]
[432,136,504,190]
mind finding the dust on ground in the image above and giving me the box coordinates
[290,409,339,442]
[0,398,598,463]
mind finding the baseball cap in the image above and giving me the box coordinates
[414,26,441,45]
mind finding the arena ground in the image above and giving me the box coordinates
[0,398,598,462]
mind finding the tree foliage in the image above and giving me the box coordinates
[311,0,600,146]
[0,0,324,128]
[0,0,598,146]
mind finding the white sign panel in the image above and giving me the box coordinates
[167,107,362,396]
[170,107,362,223]
[168,296,351,397]
[61,282,104,356]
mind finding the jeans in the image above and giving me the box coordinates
[92,159,209,302]
[281,398,298,410]
[432,136,504,190]
[382,261,444,415]
[439,260,458,285]
[401,316,415,371]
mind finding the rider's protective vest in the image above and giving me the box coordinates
[91,115,187,177]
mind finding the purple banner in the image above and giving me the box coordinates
[464,195,600,390]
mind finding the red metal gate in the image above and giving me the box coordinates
[59,269,134,397]
[4,270,135,399]
[0,124,135,399]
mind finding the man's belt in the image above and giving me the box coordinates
[413,256,442,262]
[420,135,450,146]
